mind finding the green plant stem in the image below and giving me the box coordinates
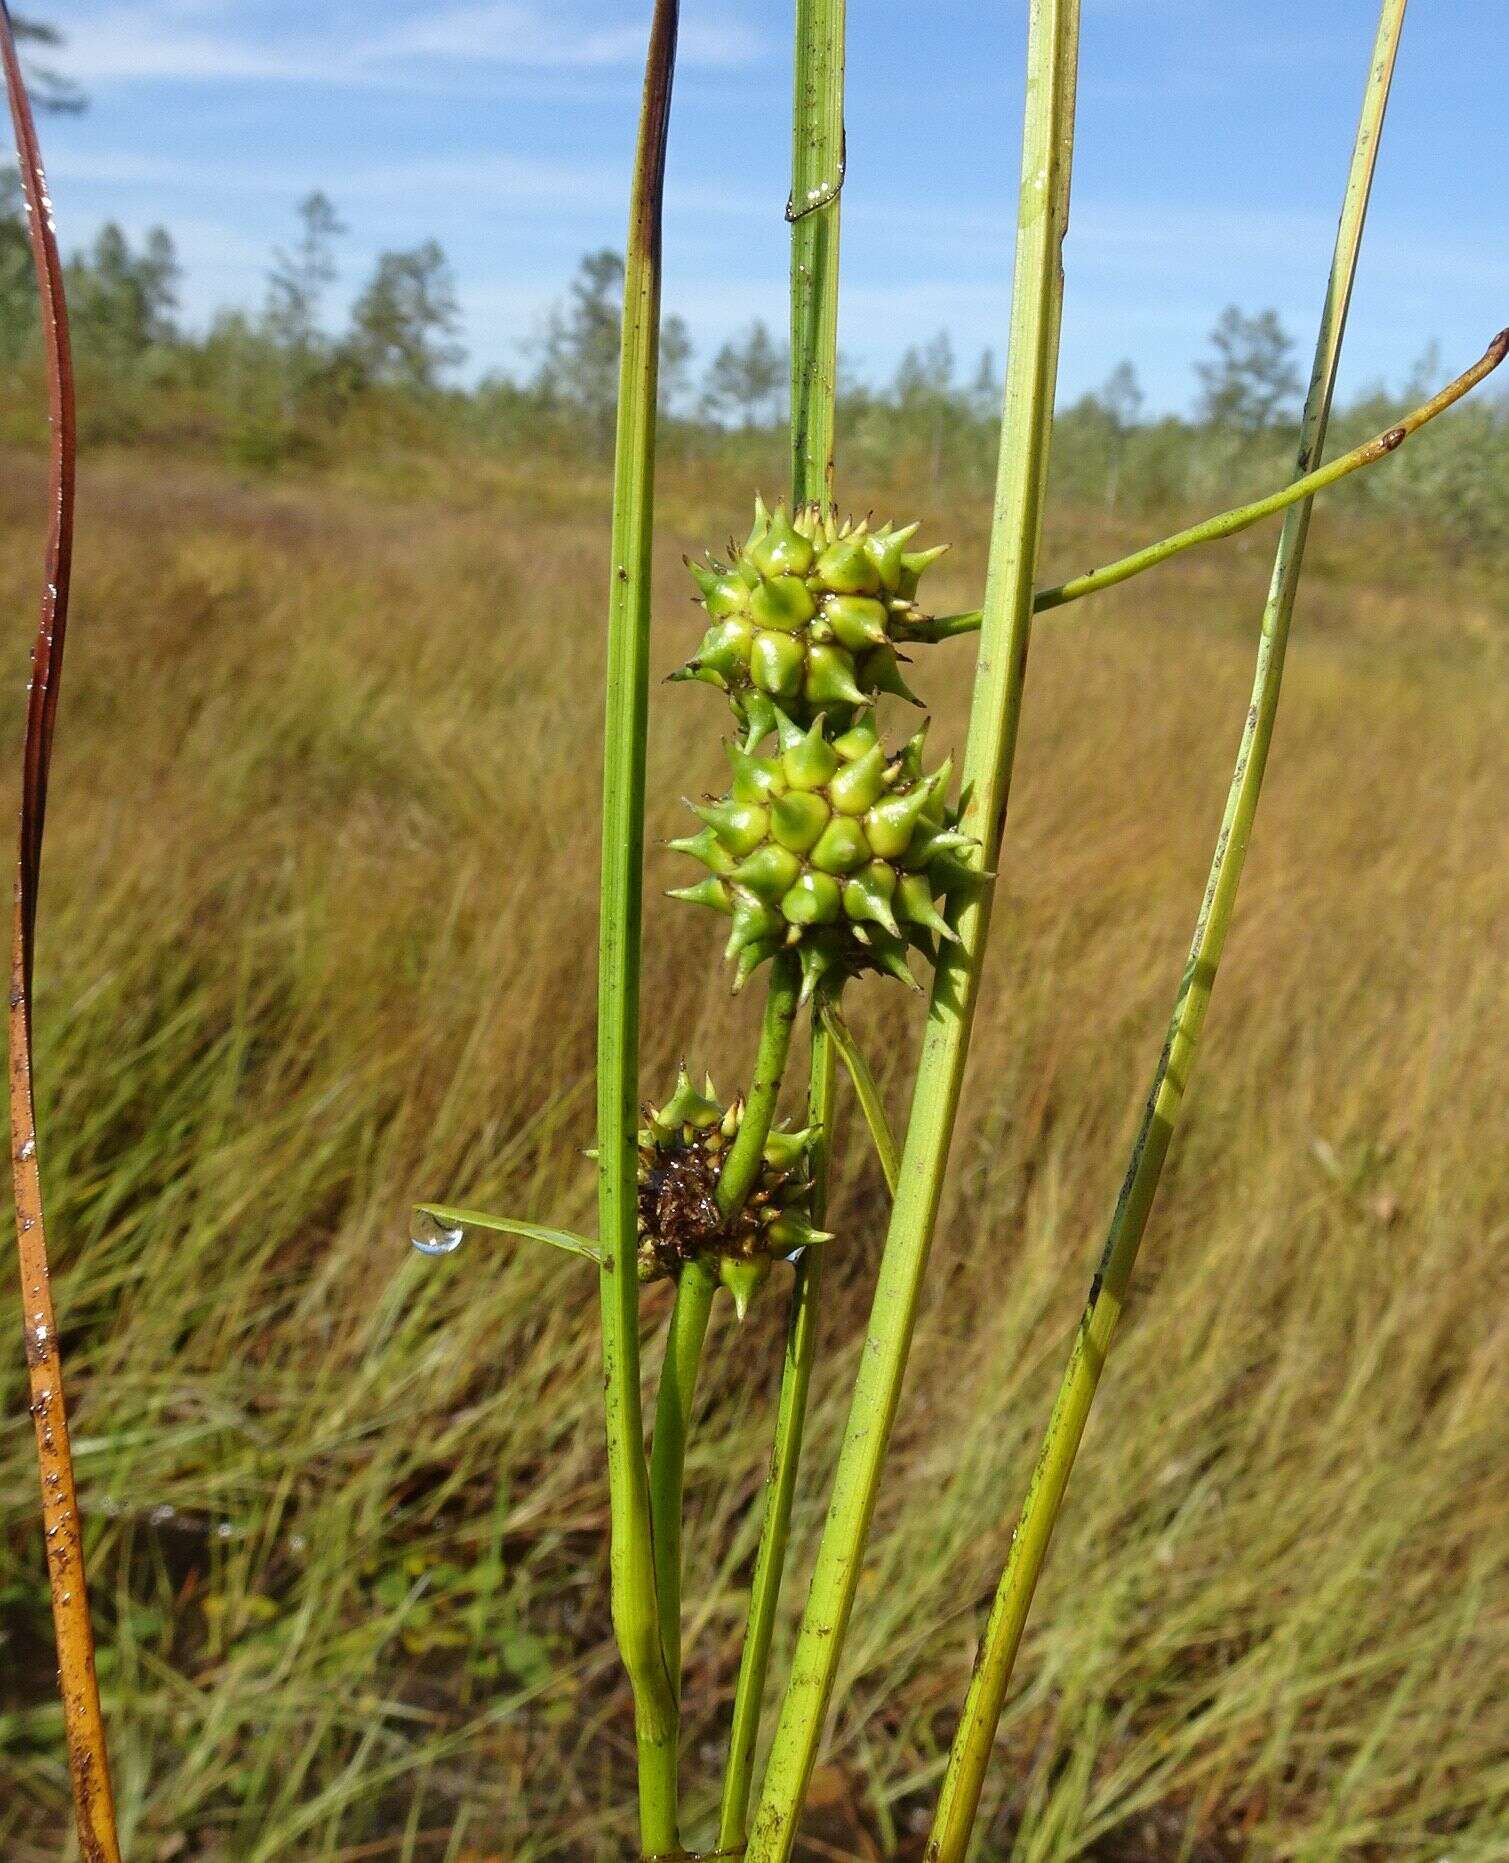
[819,997,899,1196]
[746,8,1081,1859]
[919,324,1505,645]
[718,1010,837,1854]
[713,6,850,1848]
[1034,335,1504,604]
[924,7,1408,1857]
[638,953,801,1843]
[788,0,845,506]
[649,1256,719,1700]
[716,952,804,1219]
[594,3,680,1851]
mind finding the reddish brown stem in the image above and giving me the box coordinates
[2,7,122,1858]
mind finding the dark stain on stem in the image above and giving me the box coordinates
[630,1,679,267]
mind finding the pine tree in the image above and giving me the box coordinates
[348,240,465,392]
[12,14,85,113]
[1195,306,1300,434]
[68,222,181,360]
[265,192,345,363]
[0,173,34,362]
[702,321,787,429]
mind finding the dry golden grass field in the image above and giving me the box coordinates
[0,445,1506,1860]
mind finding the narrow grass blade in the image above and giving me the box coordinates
[747,8,1082,1857]
[1033,337,1506,612]
[925,6,1411,1856]
[594,2,681,1849]
[411,1205,601,1263]
[819,998,899,1197]
[2,8,123,1859]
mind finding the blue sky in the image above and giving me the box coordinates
[19,1,1509,412]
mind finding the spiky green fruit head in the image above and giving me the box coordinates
[633,1067,830,1306]
[670,709,974,1000]
[674,498,949,741]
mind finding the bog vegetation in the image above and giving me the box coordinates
[4,4,1508,1860]
[2,180,1508,558]
[0,435,1505,1860]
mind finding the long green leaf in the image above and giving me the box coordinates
[717,5,848,1848]
[925,6,1410,1856]
[819,999,899,1197]
[747,7,1082,1857]
[594,3,681,1851]
[412,1205,601,1263]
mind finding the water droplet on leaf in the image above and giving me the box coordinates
[410,1210,463,1256]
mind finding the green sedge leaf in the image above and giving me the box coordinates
[414,1204,602,1265]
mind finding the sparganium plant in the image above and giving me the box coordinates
[676,497,946,741]
[458,3,1492,1857]
[6,2,1505,1861]
[630,1066,827,1313]
[670,709,970,999]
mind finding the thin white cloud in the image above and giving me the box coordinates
[61,4,303,83]
[44,148,276,189]
[45,142,773,228]
[61,1,765,87]
[325,153,768,221]
[370,3,761,69]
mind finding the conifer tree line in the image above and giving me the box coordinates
[1,22,1504,554]
[0,180,1448,437]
